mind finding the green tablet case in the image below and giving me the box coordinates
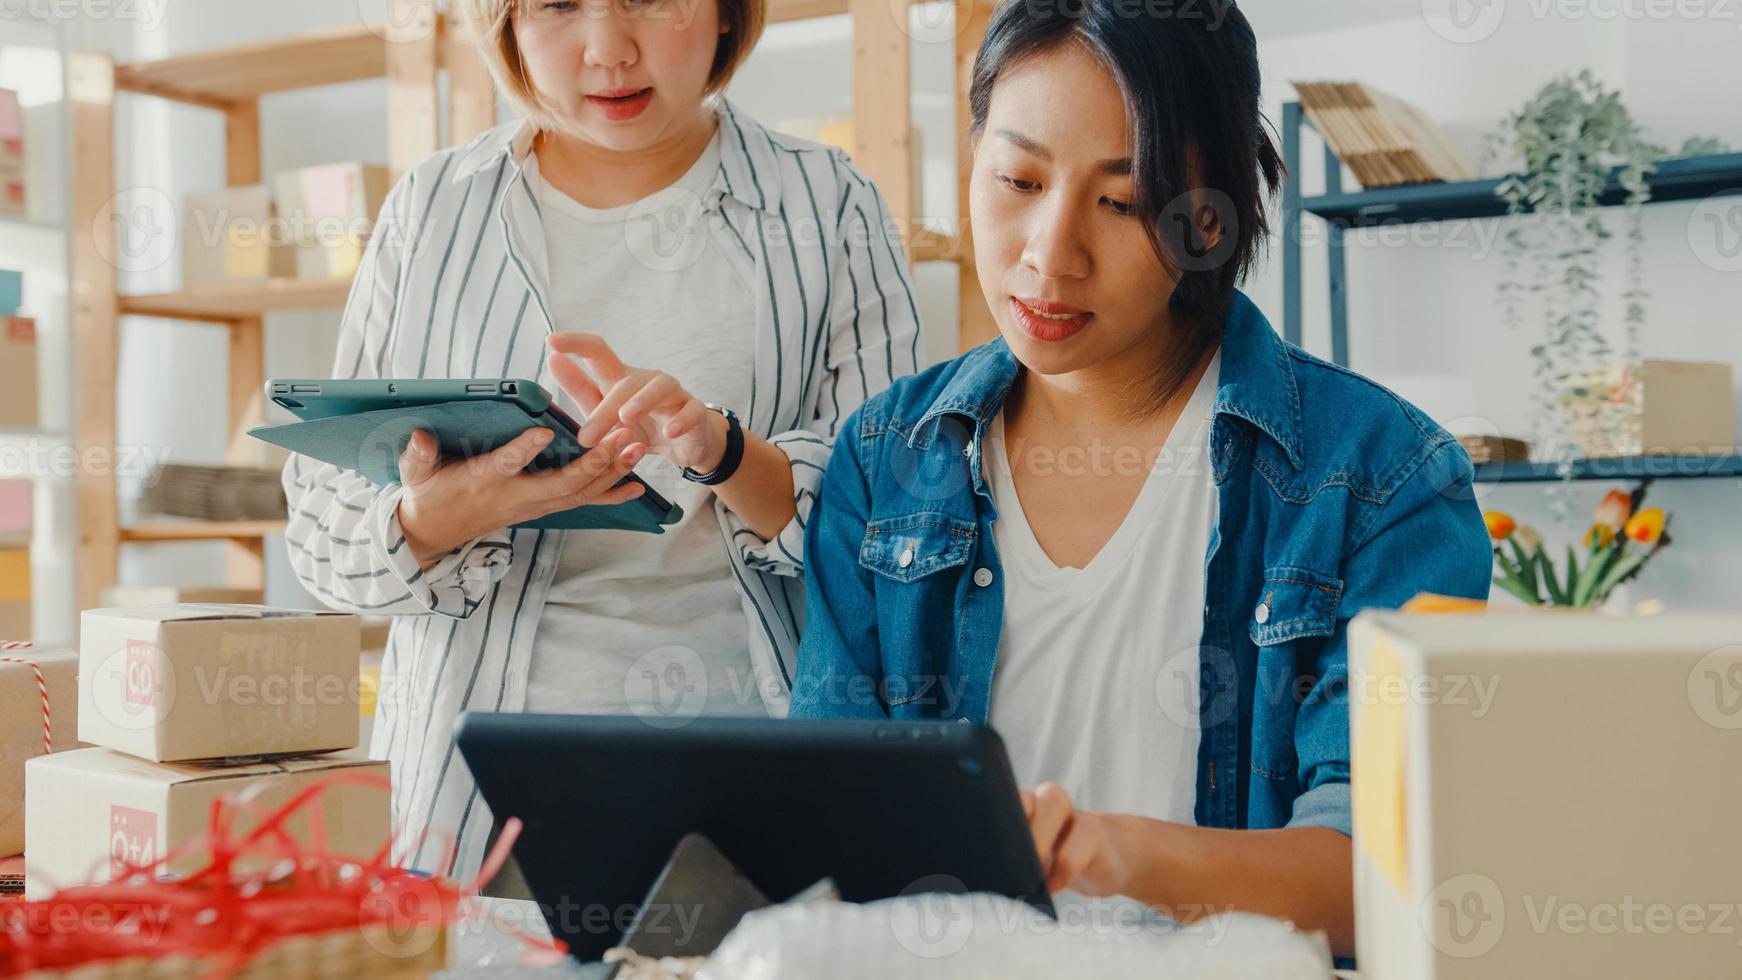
[250,400,683,533]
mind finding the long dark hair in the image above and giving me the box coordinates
[968,0,1284,412]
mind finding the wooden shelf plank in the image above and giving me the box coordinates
[119,278,351,322]
[115,23,392,105]
[1473,454,1742,484]
[1304,152,1742,228]
[120,520,287,543]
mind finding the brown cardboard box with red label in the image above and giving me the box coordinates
[23,748,388,897]
[0,647,78,857]
[78,605,361,762]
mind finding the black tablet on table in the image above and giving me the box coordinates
[453,713,1053,963]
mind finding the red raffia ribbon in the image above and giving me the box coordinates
[0,642,50,756]
[0,771,563,977]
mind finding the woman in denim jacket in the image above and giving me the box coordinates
[789,0,1491,956]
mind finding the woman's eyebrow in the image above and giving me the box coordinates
[993,128,1130,175]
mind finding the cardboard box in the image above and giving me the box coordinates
[1,648,78,857]
[0,479,30,544]
[291,234,368,280]
[0,89,21,217]
[24,749,388,895]
[0,316,39,429]
[181,185,297,289]
[100,585,265,608]
[0,89,20,160]
[79,605,361,762]
[1350,609,1742,978]
[1559,360,1735,457]
[273,162,390,239]
[0,547,27,642]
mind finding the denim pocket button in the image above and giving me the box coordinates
[1254,602,1271,624]
[973,567,994,588]
[898,547,915,569]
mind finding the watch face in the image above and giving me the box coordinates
[706,403,738,420]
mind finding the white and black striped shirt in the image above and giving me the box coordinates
[281,99,921,879]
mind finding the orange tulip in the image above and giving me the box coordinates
[1624,507,1665,544]
[1584,524,1615,550]
[1483,511,1516,541]
[1594,489,1632,530]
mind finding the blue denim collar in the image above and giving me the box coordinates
[907,291,1305,469]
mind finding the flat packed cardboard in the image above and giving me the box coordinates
[24,749,388,896]
[79,604,361,762]
[0,647,77,856]
[1351,610,1742,978]
[0,316,37,429]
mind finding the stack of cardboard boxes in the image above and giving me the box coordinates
[0,89,24,218]
[183,163,389,290]
[21,605,388,898]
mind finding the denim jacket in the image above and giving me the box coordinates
[789,291,1492,837]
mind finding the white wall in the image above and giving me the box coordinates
[77,0,1742,616]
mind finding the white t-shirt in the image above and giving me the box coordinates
[522,124,766,719]
[986,350,1221,827]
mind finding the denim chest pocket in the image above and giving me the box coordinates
[859,513,977,583]
[1249,566,1343,645]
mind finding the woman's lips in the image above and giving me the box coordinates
[1010,296,1093,342]
[587,87,653,121]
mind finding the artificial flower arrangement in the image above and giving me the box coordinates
[1484,486,1671,608]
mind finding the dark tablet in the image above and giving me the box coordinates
[250,378,681,533]
[453,713,1054,963]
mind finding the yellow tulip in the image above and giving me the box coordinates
[1593,489,1632,530]
[1584,524,1615,550]
[1624,507,1665,544]
[1483,511,1516,541]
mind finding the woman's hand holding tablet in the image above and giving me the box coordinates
[396,423,649,569]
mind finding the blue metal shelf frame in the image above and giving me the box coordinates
[1279,102,1742,485]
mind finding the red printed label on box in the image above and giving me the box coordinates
[5,317,34,343]
[124,639,158,707]
[109,804,158,875]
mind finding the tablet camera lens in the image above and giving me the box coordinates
[956,756,983,778]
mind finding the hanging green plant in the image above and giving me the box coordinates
[1483,70,1729,515]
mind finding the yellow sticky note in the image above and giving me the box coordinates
[1354,631,1408,896]
[0,548,28,601]
[358,663,380,718]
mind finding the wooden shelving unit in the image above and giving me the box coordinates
[69,1,993,619]
[69,4,497,616]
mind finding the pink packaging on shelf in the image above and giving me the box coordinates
[0,480,30,538]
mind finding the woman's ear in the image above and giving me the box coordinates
[1195,201,1223,253]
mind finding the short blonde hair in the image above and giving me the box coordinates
[457,0,766,126]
